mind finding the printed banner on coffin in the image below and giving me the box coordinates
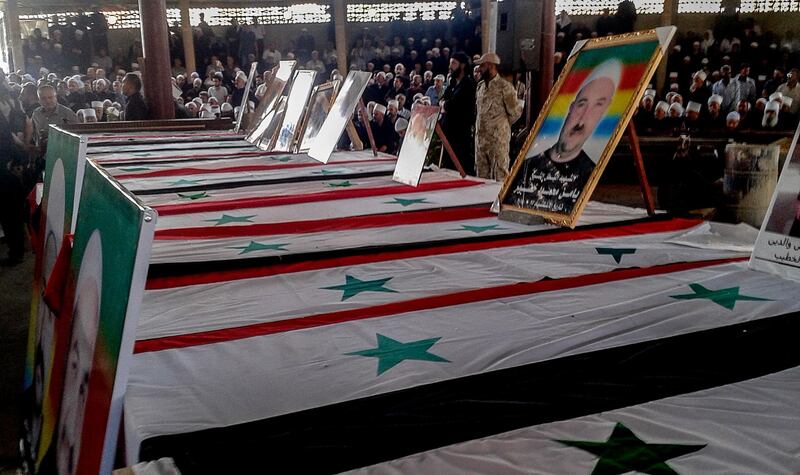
[751,124,800,281]
[498,27,676,228]
[23,127,87,471]
[49,162,156,475]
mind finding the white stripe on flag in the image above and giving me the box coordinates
[125,262,798,443]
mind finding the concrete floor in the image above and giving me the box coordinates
[0,239,32,473]
[0,183,656,473]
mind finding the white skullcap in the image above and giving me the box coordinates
[185,101,198,110]
[669,71,679,78]
[655,100,669,112]
[373,104,387,115]
[221,102,233,112]
[694,70,707,81]
[394,118,409,132]
[376,72,386,79]
[669,83,680,91]
[79,108,96,118]
[644,88,656,97]
[668,102,684,115]
[236,71,247,81]
[193,98,203,106]
[726,111,740,121]
[190,71,200,78]
[765,100,780,112]
[69,75,84,88]
[686,101,701,112]
[387,100,399,109]
[708,94,723,105]
[581,59,621,93]
[434,74,445,81]
[91,101,104,108]
[413,93,424,101]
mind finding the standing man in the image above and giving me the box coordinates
[440,52,476,175]
[122,73,148,121]
[474,52,522,181]
[32,84,78,155]
[711,65,740,113]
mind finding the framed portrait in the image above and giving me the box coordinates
[750,125,800,281]
[308,71,372,164]
[498,27,675,227]
[297,81,338,153]
[393,104,440,186]
[244,60,297,144]
[266,69,317,152]
[233,62,258,133]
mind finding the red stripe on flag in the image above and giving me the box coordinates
[154,204,493,239]
[558,63,649,94]
[147,218,702,289]
[114,158,394,180]
[134,256,747,353]
[154,179,482,217]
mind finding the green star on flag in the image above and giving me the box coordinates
[177,191,209,200]
[345,333,450,375]
[120,167,151,172]
[596,247,637,264]
[271,156,292,162]
[670,283,771,310]
[450,224,506,234]
[327,180,354,188]
[169,178,203,186]
[229,241,289,254]
[384,197,430,207]
[205,214,256,226]
[322,275,397,301]
[556,422,705,475]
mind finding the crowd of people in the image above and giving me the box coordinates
[3,8,800,266]
[553,13,800,135]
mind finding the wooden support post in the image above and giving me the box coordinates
[358,98,377,156]
[179,0,196,75]
[139,0,175,119]
[435,123,466,178]
[6,0,24,72]
[333,0,348,72]
[538,0,556,109]
[626,123,656,215]
[657,0,676,93]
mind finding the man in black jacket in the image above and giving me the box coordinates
[122,73,148,121]
[440,52,476,175]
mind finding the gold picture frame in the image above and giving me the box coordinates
[498,27,675,228]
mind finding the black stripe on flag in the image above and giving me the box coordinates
[138,309,800,474]
[133,169,396,195]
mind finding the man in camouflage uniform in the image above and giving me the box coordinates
[474,52,522,181]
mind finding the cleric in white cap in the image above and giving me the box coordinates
[685,101,702,121]
[474,51,523,181]
[507,59,620,214]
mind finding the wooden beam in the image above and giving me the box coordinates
[333,0,348,72]
[139,0,175,119]
[5,0,24,72]
[179,0,196,75]
[538,0,555,108]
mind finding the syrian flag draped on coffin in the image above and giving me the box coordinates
[124,215,800,474]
